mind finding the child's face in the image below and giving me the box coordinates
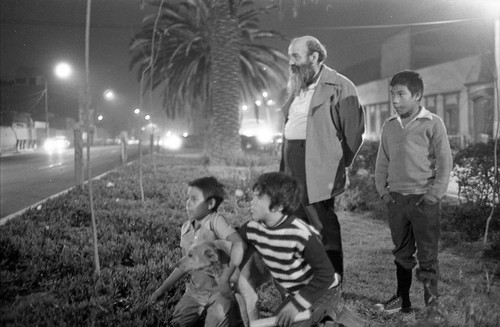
[250,191,273,223]
[186,186,210,221]
[390,84,420,119]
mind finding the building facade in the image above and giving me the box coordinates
[357,54,496,148]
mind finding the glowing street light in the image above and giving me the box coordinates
[103,89,115,101]
[44,62,73,140]
[134,108,141,115]
[97,114,103,121]
[54,62,72,79]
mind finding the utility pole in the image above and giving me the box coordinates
[44,78,49,140]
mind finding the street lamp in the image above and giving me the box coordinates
[44,62,72,140]
[103,89,115,101]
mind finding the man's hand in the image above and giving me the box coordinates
[416,194,438,206]
[382,193,396,204]
[276,301,299,327]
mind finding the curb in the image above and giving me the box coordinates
[0,164,129,226]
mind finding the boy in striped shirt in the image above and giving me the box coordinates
[238,172,342,327]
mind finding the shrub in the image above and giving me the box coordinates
[452,141,499,208]
[350,140,379,175]
[442,203,500,245]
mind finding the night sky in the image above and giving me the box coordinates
[0,0,495,135]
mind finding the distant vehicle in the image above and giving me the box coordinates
[159,132,183,151]
[241,133,282,154]
[43,135,70,153]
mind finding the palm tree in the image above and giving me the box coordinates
[130,0,288,163]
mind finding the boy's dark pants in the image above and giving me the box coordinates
[387,192,441,306]
[283,139,344,278]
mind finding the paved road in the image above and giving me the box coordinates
[0,144,140,218]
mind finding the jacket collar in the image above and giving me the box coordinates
[281,64,339,117]
[387,106,433,123]
[310,65,340,110]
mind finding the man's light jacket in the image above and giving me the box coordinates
[281,65,365,203]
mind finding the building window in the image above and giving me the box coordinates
[380,103,390,123]
[424,95,437,114]
[364,102,390,138]
[444,93,459,135]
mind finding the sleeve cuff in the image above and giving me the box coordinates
[291,293,311,311]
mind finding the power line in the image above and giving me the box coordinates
[0,19,140,30]
[307,18,480,30]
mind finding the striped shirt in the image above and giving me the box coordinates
[239,215,335,310]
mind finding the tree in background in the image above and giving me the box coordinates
[130,0,288,163]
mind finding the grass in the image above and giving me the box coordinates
[1,151,499,326]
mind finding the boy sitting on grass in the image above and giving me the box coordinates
[149,176,246,327]
[238,172,345,327]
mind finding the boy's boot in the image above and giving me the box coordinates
[419,269,445,324]
[326,250,344,282]
[423,279,438,307]
[375,262,413,313]
[396,262,413,311]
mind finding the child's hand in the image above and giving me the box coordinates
[148,292,161,305]
[416,194,438,206]
[382,193,395,204]
[218,279,234,299]
[276,301,299,327]
[229,270,240,291]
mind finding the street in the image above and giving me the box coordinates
[0,144,140,218]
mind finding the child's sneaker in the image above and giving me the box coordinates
[374,295,410,314]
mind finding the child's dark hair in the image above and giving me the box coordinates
[252,172,302,215]
[390,70,424,100]
[188,176,225,211]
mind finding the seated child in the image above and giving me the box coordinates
[238,172,342,327]
[149,176,246,327]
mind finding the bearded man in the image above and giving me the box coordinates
[280,36,365,281]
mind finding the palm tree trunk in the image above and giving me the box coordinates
[207,0,242,164]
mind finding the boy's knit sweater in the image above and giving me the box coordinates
[239,215,336,311]
[375,107,453,200]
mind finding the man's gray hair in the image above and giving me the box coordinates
[292,36,327,63]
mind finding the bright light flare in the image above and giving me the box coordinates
[43,136,70,154]
[159,133,182,150]
[54,62,72,79]
[104,89,115,101]
[256,127,274,144]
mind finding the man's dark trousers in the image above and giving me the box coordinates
[283,139,344,278]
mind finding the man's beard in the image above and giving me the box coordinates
[287,60,316,98]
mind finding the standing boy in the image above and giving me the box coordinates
[149,176,246,327]
[374,70,453,318]
[239,172,343,327]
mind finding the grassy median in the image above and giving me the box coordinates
[0,150,498,326]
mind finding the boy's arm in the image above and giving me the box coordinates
[291,235,337,311]
[218,231,247,296]
[227,231,246,271]
[149,267,185,303]
[375,129,391,199]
